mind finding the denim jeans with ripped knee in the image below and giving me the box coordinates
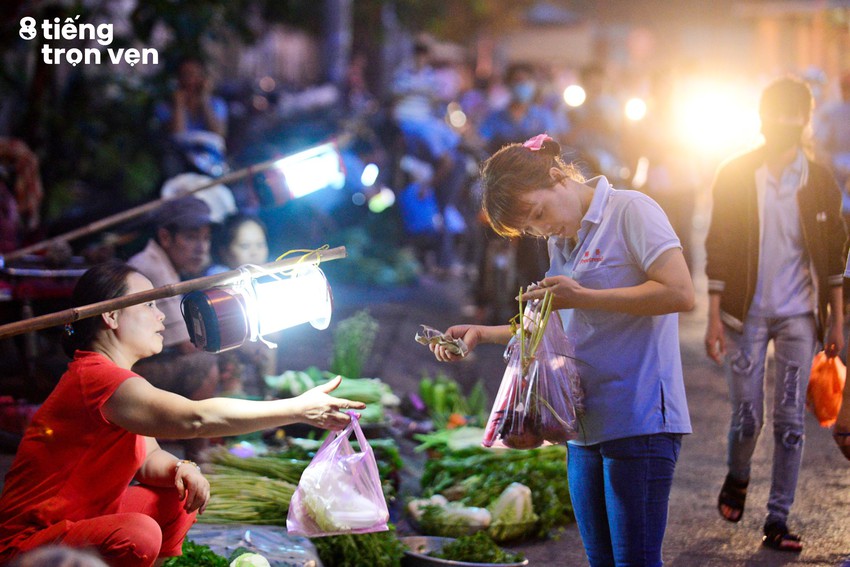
[725,313,817,525]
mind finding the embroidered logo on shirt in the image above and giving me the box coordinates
[579,248,604,264]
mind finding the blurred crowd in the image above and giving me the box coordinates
[2,31,850,398]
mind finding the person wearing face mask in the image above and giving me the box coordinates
[479,63,569,154]
[473,64,570,323]
[705,76,846,552]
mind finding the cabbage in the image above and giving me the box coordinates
[416,499,491,538]
[486,482,538,542]
[229,553,271,567]
[407,494,449,521]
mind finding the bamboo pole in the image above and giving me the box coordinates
[1,135,350,265]
[0,246,347,340]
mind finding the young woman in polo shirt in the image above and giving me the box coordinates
[431,135,694,567]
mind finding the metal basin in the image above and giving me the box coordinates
[400,536,528,567]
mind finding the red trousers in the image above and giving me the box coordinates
[11,485,196,567]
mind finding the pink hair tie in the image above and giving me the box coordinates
[522,133,552,151]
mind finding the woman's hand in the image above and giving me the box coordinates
[521,276,584,310]
[430,325,484,362]
[175,462,210,514]
[294,376,367,430]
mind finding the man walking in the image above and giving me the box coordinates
[705,76,846,552]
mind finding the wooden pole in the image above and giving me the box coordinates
[0,246,347,340]
[1,135,350,265]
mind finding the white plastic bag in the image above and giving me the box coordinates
[286,414,389,537]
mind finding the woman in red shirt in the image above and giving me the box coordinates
[0,261,364,566]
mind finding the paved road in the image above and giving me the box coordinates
[280,272,850,567]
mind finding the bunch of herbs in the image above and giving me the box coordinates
[330,310,379,379]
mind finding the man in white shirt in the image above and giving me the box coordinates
[128,196,219,461]
[705,76,846,552]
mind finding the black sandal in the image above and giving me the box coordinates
[717,473,748,523]
[762,521,802,552]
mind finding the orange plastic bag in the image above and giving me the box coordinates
[806,351,847,427]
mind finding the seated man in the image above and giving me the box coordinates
[127,196,219,461]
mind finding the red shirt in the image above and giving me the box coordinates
[0,351,146,557]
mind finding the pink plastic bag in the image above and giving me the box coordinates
[286,414,390,537]
[482,298,584,449]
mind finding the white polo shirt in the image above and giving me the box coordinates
[547,176,692,445]
[749,150,815,318]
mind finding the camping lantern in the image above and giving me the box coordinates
[182,264,333,353]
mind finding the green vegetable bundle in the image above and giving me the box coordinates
[330,310,379,379]
[199,472,296,525]
[204,446,307,484]
[198,446,303,525]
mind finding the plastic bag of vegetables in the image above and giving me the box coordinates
[483,291,584,449]
[286,413,389,537]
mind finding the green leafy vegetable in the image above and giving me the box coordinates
[429,531,525,563]
[418,372,490,428]
[487,483,539,542]
[330,310,379,379]
[162,539,228,566]
[310,524,406,567]
[418,502,491,538]
[414,427,486,453]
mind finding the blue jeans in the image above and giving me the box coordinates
[568,433,682,567]
[724,313,817,525]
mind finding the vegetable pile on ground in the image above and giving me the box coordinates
[410,434,572,541]
[429,531,525,564]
